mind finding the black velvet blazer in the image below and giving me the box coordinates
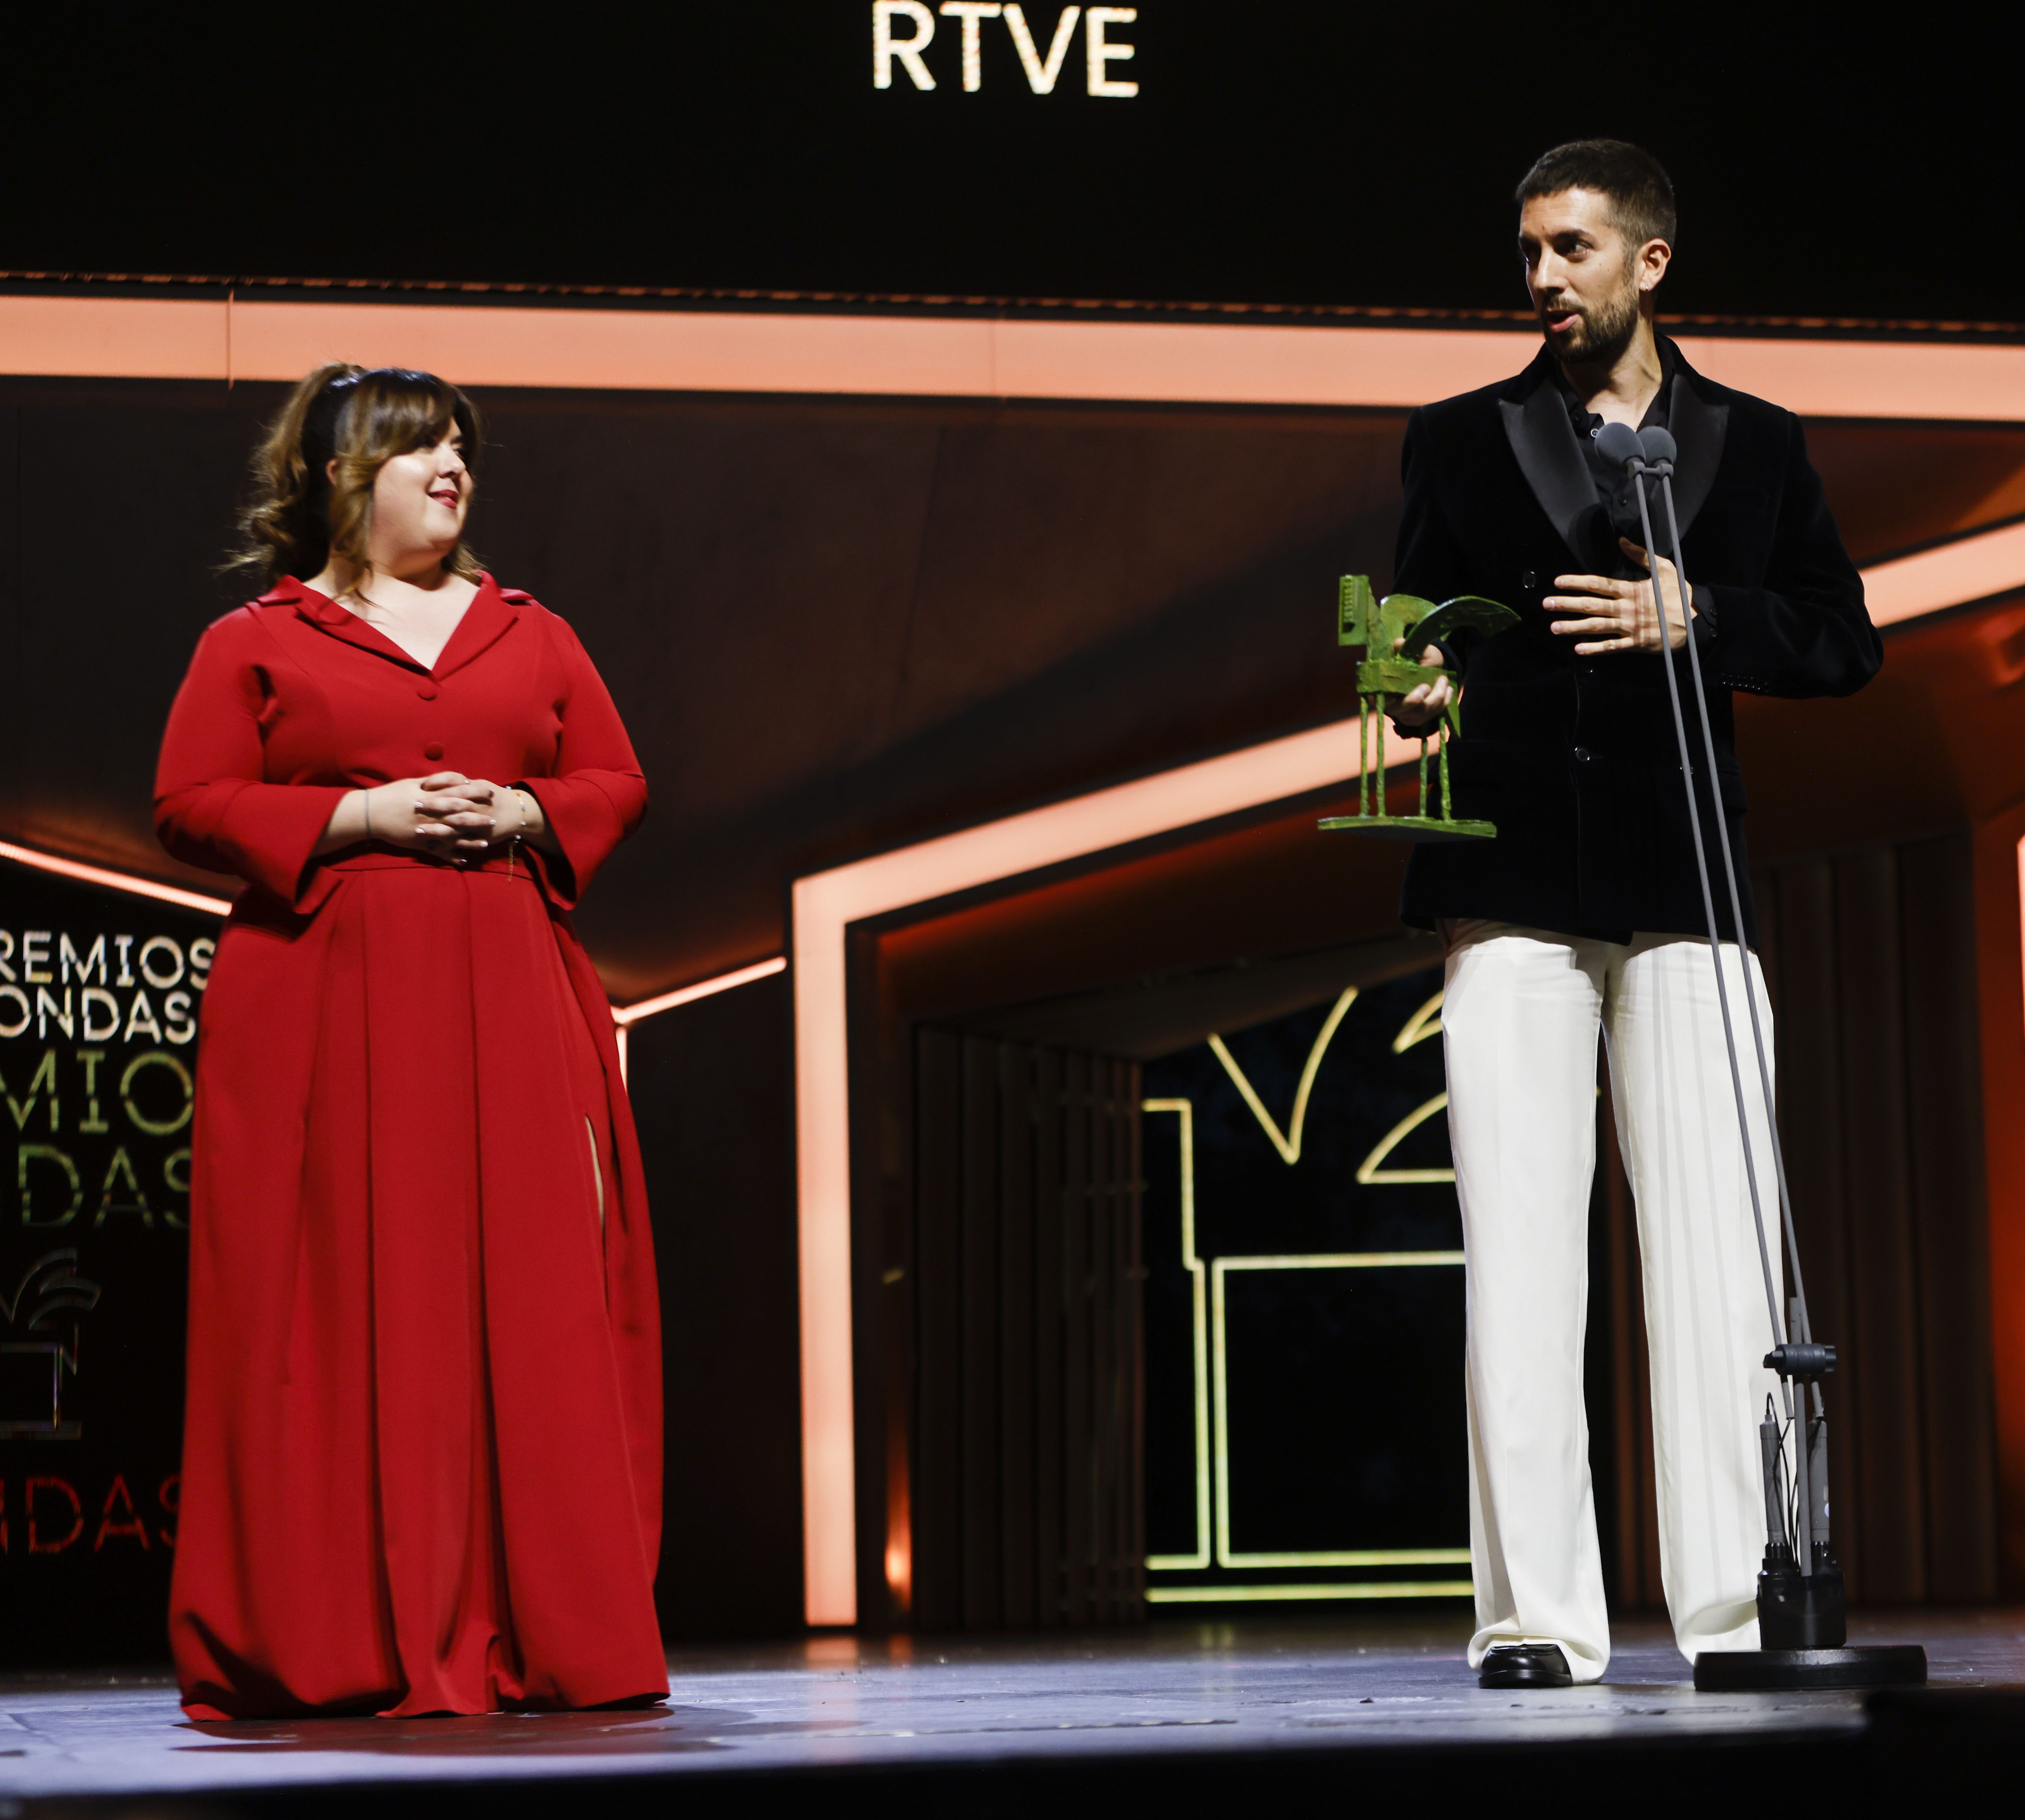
[1395,340,1881,946]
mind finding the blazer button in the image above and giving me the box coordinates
[417,683,439,701]
[1573,745,1593,763]
[424,742,446,761]
[1521,569,1539,592]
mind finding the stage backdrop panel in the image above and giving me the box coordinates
[1,859,217,1665]
[907,1032,1145,1632]
[1755,829,2001,1604]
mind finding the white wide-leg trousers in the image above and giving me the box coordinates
[1441,922,1783,1681]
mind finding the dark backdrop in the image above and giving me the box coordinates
[3,3,2015,325]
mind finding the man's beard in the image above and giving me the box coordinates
[1542,276,1640,363]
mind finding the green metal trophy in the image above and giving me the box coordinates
[1317,574,1519,842]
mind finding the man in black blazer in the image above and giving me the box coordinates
[1386,141,1879,1691]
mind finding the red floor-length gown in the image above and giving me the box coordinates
[154,575,667,1718]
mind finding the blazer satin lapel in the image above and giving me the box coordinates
[1665,371,1728,542]
[1499,380,1604,566]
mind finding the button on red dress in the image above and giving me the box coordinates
[154,575,666,1718]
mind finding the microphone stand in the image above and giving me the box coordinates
[1596,418,1924,1691]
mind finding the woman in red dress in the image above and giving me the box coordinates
[155,365,667,1718]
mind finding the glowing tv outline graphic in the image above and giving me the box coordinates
[1134,982,1473,1598]
[1137,1090,1471,1603]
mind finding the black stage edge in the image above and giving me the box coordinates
[12,1706,2025,1819]
[4,1615,2018,1818]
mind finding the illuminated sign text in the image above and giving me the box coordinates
[873,3,1138,96]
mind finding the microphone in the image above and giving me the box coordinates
[1597,421,1664,552]
[1596,420,1643,470]
[1591,418,1676,470]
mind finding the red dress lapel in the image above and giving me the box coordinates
[270,573,519,679]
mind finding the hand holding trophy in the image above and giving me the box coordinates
[1317,574,1518,842]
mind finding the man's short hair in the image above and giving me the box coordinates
[1515,140,1677,250]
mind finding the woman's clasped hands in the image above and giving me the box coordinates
[326,771,540,860]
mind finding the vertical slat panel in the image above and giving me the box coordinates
[1768,856,1862,1592]
[959,1035,1002,1627]
[1899,834,2002,1600]
[1751,836,2004,1610]
[879,1004,920,1634]
[1110,1053,1126,1619]
[1596,1077,1662,1609]
[912,1027,965,1631]
[1060,1052,1093,1624]
[1087,1058,1119,1621]
[1632,1247,1663,1604]
[1835,847,1927,1601]
[1755,866,1782,1014]
[1587,1083,1628,1605]
[1032,1047,1066,1627]
[1771,858,1850,1342]
[1109,1058,1135,1620]
[999,1045,1039,1628]
[1121,1059,1147,1621]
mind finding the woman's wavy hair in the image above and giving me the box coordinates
[226,363,483,587]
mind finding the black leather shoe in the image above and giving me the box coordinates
[1477,1642,1574,1688]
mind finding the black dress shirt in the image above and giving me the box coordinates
[1565,347,1672,570]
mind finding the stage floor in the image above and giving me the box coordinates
[3,1608,2019,1814]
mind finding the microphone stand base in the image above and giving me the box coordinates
[1694,1644,1927,1692]
[1760,1557,1846,1649]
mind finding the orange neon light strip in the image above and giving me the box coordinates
[610,956,788,1087]
[0,831,779,1027]
[1864,519,2025,626]
[0,839,234,916]
[6,292,2025,421]
[612,955,787,1025]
